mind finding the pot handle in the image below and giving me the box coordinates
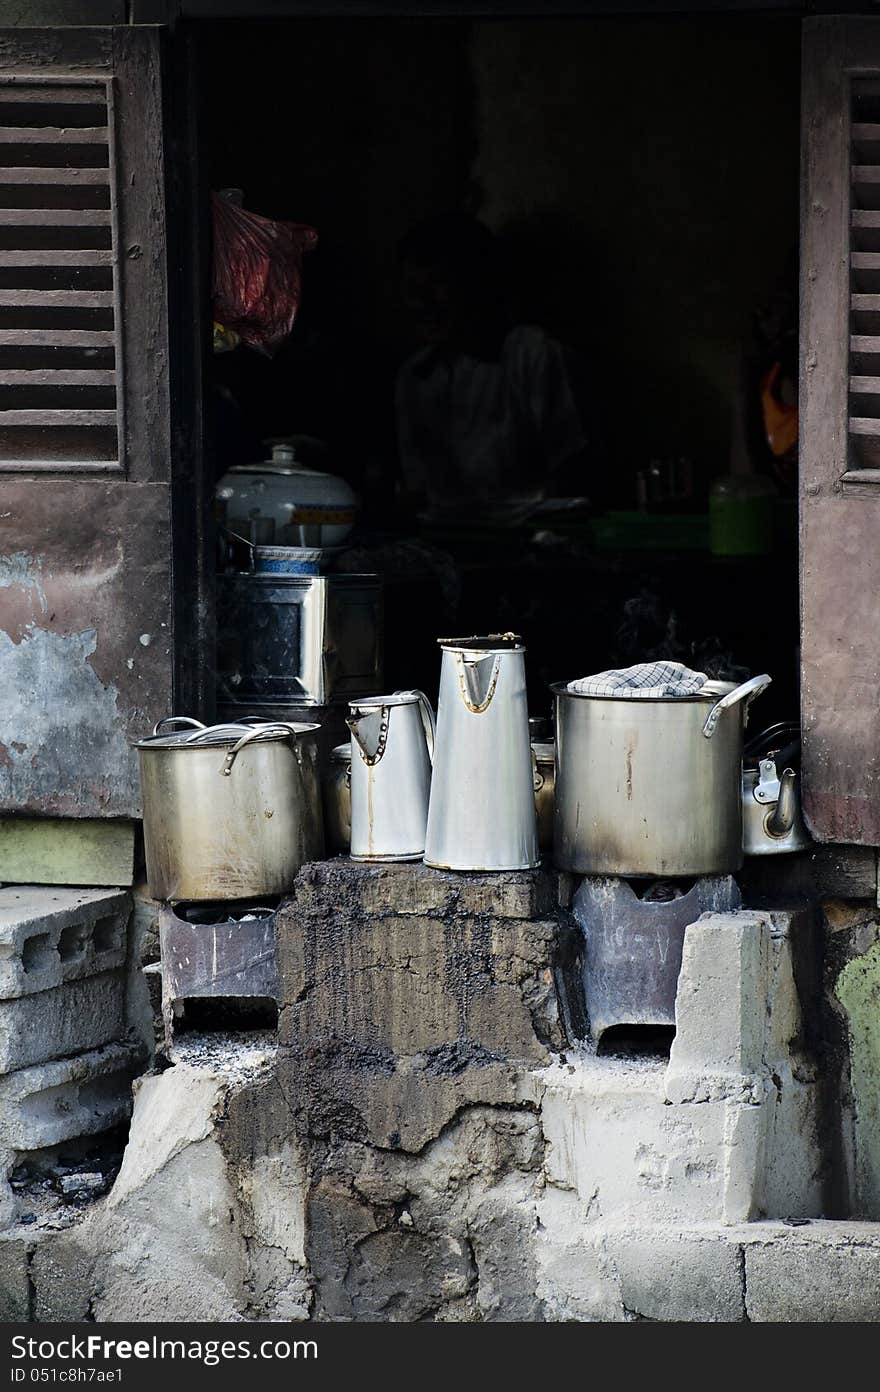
[152,715,206,736]
[702,674,772,740]
[218,723,296,776]
[532,747,544,793]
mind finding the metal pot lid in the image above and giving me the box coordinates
[531,739,555,759]
[438,632,524,653]
[329,742,352,762]
[134,720,320,750]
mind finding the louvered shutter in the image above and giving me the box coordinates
[849,83,880,468]
[801,18,880,845]
[0,28,181,820]
[0,78,121,472]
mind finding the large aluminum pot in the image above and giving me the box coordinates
[135,718,324,901]
[425,634,539,871]
[552,674,771,877]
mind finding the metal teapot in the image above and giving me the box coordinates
[742,723,812,856]
[346,690,435,861]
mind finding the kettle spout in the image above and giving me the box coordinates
[766,767,798,838]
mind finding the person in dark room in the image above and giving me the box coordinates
[395,214,596,521]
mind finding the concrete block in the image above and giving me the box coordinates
[0,970,127,1074]
[665,913,772,1104]
[534,1189,625,1322]
[0,1233,33,1320]
[836,939,880,1218]
[0,886,129,999]
[290,858,556,922]
[279,909,566,1062]
[30,1234,97,1323]
[606,1227,746,1322]
[743,1221,880,1321]
[0,818,135,889]
[539,1058,731,1224]
[0,1040,145,1151]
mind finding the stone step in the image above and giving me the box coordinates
[0,818,135,889]
[0,886,129,1000]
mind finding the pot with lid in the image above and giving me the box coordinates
[552,671,771,877]
[217,442,358,548]
[134,717,324,901]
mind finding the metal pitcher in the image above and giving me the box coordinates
[346,690,435,861]
[424,634,539,871]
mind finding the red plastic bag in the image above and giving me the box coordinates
[211,193,318,357]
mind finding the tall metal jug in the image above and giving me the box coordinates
[424,634,539,871]
[346,690,435,861]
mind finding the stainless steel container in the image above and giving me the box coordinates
[425,635,539,871]
[532,738,555,852]
[135,719,324,901]
[552,674,771,877]
[323,742,351,853]
[216,572,383,707]
[347,690,435,862]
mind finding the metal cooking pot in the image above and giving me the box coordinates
[135,717,324,901]
[552,673,771,877]
[323,742,351,853]
[742,722,811,856]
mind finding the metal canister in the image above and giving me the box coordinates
[323,742,351,853]
[532,738,555,852]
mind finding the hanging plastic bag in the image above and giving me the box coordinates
[211,193,318,357]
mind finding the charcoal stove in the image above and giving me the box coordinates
[572,874,742,1043]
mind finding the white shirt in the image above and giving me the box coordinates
[395,325,587,512]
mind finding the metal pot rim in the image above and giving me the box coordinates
[549,679,736,703]
[133,721,321,751]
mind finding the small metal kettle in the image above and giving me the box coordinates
[742,723,812,856]
[346,690,435,862]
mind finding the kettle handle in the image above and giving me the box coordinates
[702,674,771,740]
[396,689,436,764]
[455,653,502,713]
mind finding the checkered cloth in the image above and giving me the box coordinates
[567,661,708,699]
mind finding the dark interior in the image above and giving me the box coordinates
[197,12,801,723]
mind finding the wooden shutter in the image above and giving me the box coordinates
[0,28,178,820]
[0,77,121,473]
[801,17,880,844]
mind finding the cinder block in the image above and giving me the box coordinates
[0,970,127,1074]
[606,1227,746,1322]
[290,859,556,922]
[0,1039,146,1151]
[665,913,772,1104]
[743,1221,880,1321]
[0,886,129,999]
